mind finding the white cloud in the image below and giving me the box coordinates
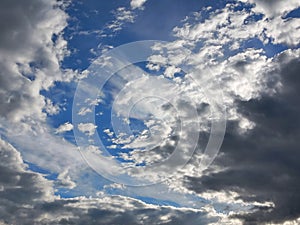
[78,123,97,136]
[130,0,147,10]
[103,128,114,138]
[164,65,181,78]
[78,107,92,116]
[174,1,300,47]
[146,2,295,135]
[241,0,300,18]
[265,16,300,46]
[0,0,71,123]
[56,169,76,189]
[55,122,73,134]
[106,7,136,32]
[239,0,300,46]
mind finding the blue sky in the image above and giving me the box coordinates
[0,0,300,224]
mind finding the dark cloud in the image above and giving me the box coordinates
[184,52,300,224]
[0,139,54,225]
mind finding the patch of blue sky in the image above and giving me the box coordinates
[56,188,78,198]
[231,0,252,12]
[41,82,77,145]
[95,106,136,163]
[123,0,228,42]
[129,118,148,136]
[61,0,122,70]
[133,61,187,79]
[25,161,58,180]
[283,7,300,19]
[243,12,264,24]
[26,168,78,198]
[219,37,289,60]
[57,169,113,198]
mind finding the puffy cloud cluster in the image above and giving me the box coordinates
[55,122,73,134]
[241,0,300,18]
[241,0,300,46]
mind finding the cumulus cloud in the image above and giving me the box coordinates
[78,123,97,136]
[240,0,300,46]
[174,1,300,47]
[55,122,73,134]
[130,0,147,10]
[129,2,300,223]
[0,0,71,122]
[241,0,300,18]
[56,169,76,189]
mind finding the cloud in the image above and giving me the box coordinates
[240,0,300,46]
[55,122,73,134]
[174,1,300,47]
[241,0,300,18]
[33,198,218,225]
[184,49,300,224]
[78,123,97,136]
[0,0,71,122]
[0,138,54,225]
[56,169,76,189]
[130,0,147,10]
[131,3,300,223]
[106,7,136,33]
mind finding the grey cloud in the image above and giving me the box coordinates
[0,139,54,225]
[184,52,300,224]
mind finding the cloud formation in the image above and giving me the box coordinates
[184,49,300,224]
[130,0,147,10]
[0,0,71,122]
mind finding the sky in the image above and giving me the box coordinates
[0,0,300,224]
